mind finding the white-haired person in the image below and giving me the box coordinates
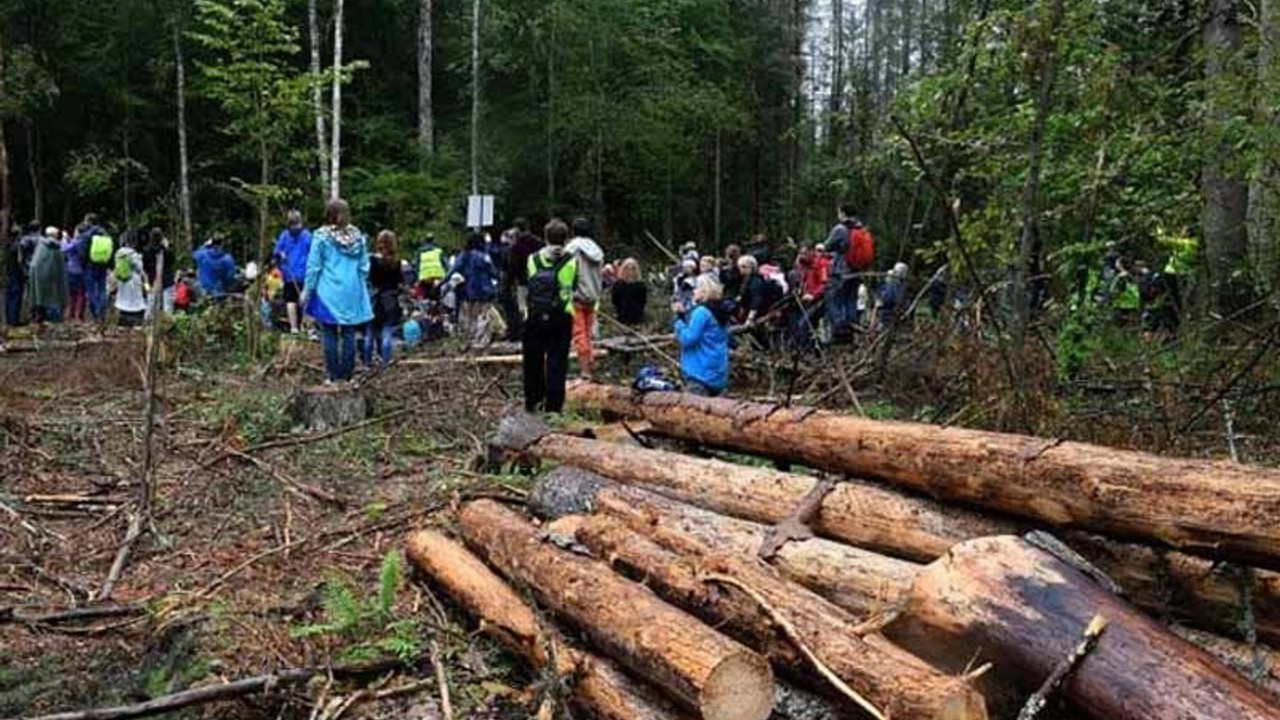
[673,274,731,397]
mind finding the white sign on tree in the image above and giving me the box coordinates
[467,195,495,229]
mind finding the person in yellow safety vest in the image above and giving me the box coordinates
[415,235,448,301]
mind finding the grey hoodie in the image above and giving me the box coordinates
[565,236,605,305]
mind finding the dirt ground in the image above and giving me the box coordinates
[1,310,1277,720]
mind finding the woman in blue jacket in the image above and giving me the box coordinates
[302,199,373,383]
[674,274,730,397]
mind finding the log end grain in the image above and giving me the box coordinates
[699,651,776,720]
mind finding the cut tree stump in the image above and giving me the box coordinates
[404,530,691,720]
[457,500,776,720]
[291,384,367,433]
[894,536,1280,720]
[570,513,990,720]
[566,383,1280,568]
[513,424,1280,646]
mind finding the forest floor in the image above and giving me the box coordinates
[1,307,1277,719]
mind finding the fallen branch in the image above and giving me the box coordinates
[224,449,344,506]
[757,479,835,561]
[701,573,887,720]
[1016,614,1108,720]
[202,408,414,468]
[13,658,406,720]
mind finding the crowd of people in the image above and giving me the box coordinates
[0,200,915,410]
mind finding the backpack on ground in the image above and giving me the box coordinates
[114,251,135,284]
[89,234,114,266]
[528,254,572,318]
[845,223,875,272]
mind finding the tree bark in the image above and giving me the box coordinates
[0,37,9,238]
[571,513,990,720]
[516,421,1280,645]
[896,536,1280,720]
[566,383,1280,568]
[1012,0,1065,370]
[174,21,193,256]
[26,124,40,223]
[529,469,919,616]
[405,530,693,720]
[416,0,434,155]
[457,500,776,720]
[1203,0,1254,314]
[470,0,481,196]
[1251,0,1280,295]
[329,0,345,200]
[309,0,329,194]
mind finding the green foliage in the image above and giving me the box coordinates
[200,385,292,446]
[292,551,426,665]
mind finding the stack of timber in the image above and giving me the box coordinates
[436,383,1280,720]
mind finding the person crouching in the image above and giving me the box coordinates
[674,274,731,397]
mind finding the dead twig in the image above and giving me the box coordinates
[202,408,414,468]
[1016,614,1108,720]
[702,573,887,720]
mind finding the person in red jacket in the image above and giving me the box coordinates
[791,244,833,349]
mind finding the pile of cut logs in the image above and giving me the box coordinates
[406,382,1280,720]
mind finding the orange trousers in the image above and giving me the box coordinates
[572,302,597,378]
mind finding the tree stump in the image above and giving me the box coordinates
[292,385,367,433]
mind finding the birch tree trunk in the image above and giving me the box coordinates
[1203,0,1254,314]
[416,0,434,155]
[174,22,193,256]
[310,0,329,194]
[329,0,345,200]
[470,0,481,195]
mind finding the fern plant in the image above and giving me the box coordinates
[292,550,425,664]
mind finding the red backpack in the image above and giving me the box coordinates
[845,223,875,272]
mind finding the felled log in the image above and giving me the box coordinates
[570,513,989,720]
[404,530,691,720]
[457,500,776,720]
[893,536,1280,720]
[529,468,916,616]
[509,423,1280,646]
[535,468,1280,697]
[567,383,1280,568]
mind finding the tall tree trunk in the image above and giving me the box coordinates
[416,0,434,155]
[546,2,557,203]
[174,22,193,256]
[470,0,481,196]
[26,124,41,223]
[329,0,345,200]
[259,141,270,266]
[1012,0,1065,371]
[1203,0,1254,314]
[309,0,329,194]
[714,130,722,248]
[829,0,844,118]
[1251,0,1280,295]
[0,38,8,237]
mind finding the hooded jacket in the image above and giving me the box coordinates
[304,225,373,326]
[29,237,69,310]
[194,245,238,298]
[565,236,605,305]
[274,227,313,284]
[113,247,147,313]
[449,249,499,303]
[675,301,730,393]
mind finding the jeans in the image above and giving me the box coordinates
[523,312,573,413]
[320,323,359,382]
[361,323,394,368]
[86,266,109,322]
[828,276,862,339]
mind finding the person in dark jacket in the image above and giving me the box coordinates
[362,230,404,368]
[77,215,111,323]
[611,257,648,326]
[273,210,312,334]
[522,219,577,413]
[448,231,500,348]
[3,223,38,326]
[143,228,177,318]
[509,218,543,318]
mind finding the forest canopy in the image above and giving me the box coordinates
[0,0,1277,317]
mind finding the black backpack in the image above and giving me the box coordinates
[528,253,572,318]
